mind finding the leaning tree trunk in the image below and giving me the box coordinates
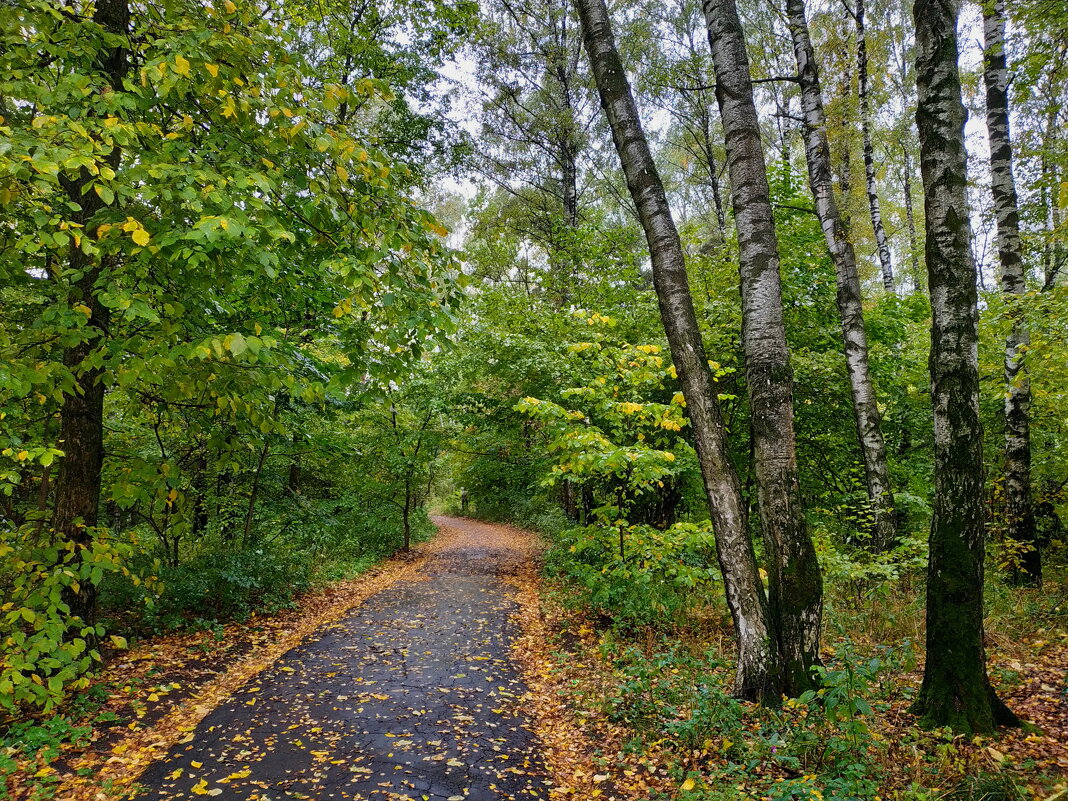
[855,0,895,292]
[51,0,129,627]
[575,0,780,703]
[702,0,823,696]
[911,0,1020,733]
[785,0,897,552]
[982,0,1039,586]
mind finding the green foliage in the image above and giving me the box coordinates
[546,522,720,626]
[138,548,311,630]
[515,315,713,523]
[0,0,464,711]
[0,712,93,798]
[942,773,1029,801]
[585,629,911,801]
[812,527,928,593]
[0,529,156,712]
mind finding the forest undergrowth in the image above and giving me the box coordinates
[510,512,1068,801]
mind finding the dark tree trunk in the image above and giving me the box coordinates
[902,145,922,287]
[561,479,581,522]
[546,0,582,304]
[982,0,1039,586]
[696,99,728,238]
[241,443,269,549]
[191,455,210,539]
[553,0,581,231]
[402,483,413,551]
[854,0,895,292]
[702,0,823,696]
[288,432,303,494]
[51,0,129,627]
[575,0,780,702]
[785,0,897,552]
[910,0,1020,733]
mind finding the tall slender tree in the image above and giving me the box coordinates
[476,0,592,303]
[702,0,823,695]
[848,0,896,292]
[784,0,897,551]
[575,0,780,702]
[982,0,1039,585]
[887,11,924,289]
[911,0,1019,732]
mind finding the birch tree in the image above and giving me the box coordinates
[846,0,896,291]
[575,0,781,702]
[982,0,1039,585]
[910,0,1019,732]
[784,0,897,551]
[702,0,823,695]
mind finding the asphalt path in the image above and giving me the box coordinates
[134,517,551,801]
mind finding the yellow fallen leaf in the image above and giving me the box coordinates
[191,760,203,768]
[681,777,696,792]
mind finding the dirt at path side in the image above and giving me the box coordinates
[131,517,552,801]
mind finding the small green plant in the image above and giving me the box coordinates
[943,772,1028,801]
[0,527,157,711]
[0,713,94,799]
[547,522,720,626]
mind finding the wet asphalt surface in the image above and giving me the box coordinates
[134,518,551,801]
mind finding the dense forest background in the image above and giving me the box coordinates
[1,0,1066,797]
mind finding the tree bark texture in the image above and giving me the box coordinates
[902,145,923,285]
[52,0,129,627]
[911,0,1019,732]
[982,0,1039,585]
[785,0,897,552]
[702,0,823,696]
[575,0,780,702]
[855,0,896,292]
